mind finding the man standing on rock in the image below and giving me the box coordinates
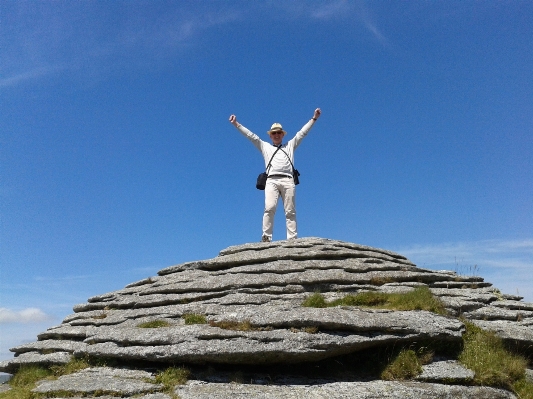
[229,108,321,242]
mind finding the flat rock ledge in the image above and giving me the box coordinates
[415,360,474,384]
[2,367,516,399]
[1,237,532,398]
[32,367,162,396]
[175,380,516,399]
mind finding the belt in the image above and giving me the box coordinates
[268,174,292,179]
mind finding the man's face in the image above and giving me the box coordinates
[270,131,284,145]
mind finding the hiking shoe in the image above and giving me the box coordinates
[261,235,271,242]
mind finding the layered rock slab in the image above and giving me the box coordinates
[2,238,473,373]
[415,360,475,384]
[32,367,162,396]
[77,309,463,364]
[1,237,532,398]
[174,380,516,399]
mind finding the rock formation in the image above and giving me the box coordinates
[1,237,532,398]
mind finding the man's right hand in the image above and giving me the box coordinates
[229,115,238,126]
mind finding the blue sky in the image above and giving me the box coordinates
[1,0,532,362]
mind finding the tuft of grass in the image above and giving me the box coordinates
[513,377,533,399]
[384,287,447,314]
[303,326,319,334]
[92,311,107,320]
[454,257,480,277]
[137,320,172,328]
[208,320,273,332]
[381,349,422,380]
[183,313,207,325]
[459,321,529,392]
[303,287,447,315]
[290,326,319,334]
[369,276,395,286]
[50,357,90,376]
[0,357,92,399]
[209,320,253,331]
[0,365,52,399]
[0,387,31,399]
[330,291,388,307]
[155,367,190,397]
[8,365,52,388]
[302,292,328,308]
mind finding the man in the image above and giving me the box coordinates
[229,108,321,242]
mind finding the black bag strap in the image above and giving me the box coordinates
[278,147,296,172]
[265,145,283,174]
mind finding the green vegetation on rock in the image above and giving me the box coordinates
[137,319,172,328]
[301,292,328,308]
[0,365,51,399]
[155,366,190,397]
[303,286,447,315]
[381,349,423,380]
[459,321,533,397]
[209,320,273,331]
[183,313,207,325]
[0,357,91,399]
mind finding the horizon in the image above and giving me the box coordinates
[1,1,532,363]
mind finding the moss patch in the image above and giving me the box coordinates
[303,286,447,315]
[137,320,172,328]
[183,313,207,325]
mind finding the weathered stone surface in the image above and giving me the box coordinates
[40,395,171,399]
[415,360,474,384]
[77,308,462,364]
[491,300,533,311]
[526,368,533,383]
[10,339,88,354]
[465,306,533,321]
[470,319,533,350]
[1,237,532,398]
[174,380,516,399]
[32,367,162,395]
[0,351,71,373]
[38,324,96,340]
[160,239,416,274]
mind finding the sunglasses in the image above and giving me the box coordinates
[271,131,283,135]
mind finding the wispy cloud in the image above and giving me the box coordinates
[354,1,388,46]
[0,308,52,324]
[0,66,64,88]
[311,0,351,19]
[106,9,239,59]
[311,0,389,46]
[33,273,102,283]
[395,239,533,302]
[1,1,391,88]
[362,19,388,46]
[397,239,533,266]
[0,3,239,88]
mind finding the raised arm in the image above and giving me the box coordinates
[290,108,322,148]
[229,114,263,151]
[313,108,321,121]
[229,114,240,127]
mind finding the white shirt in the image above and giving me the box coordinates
[237,119,315,177]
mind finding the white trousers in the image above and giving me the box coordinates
[263,176,297,240]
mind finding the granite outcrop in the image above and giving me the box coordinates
[1,237,532,398]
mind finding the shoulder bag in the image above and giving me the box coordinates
[256,146,301,189]
[256,146,282,190]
